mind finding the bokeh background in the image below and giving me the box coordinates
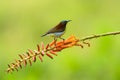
[0,0,120,80]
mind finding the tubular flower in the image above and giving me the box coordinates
[6,35,89,73]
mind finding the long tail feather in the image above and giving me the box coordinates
[41,33,47,37]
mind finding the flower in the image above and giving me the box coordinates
[6,35,88,73]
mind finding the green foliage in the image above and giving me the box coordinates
[0,0,120,80]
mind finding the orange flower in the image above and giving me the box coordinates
[6,35,89,73]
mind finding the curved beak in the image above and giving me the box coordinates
[67,20,72,22]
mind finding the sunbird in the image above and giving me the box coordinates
[41,20,71,41]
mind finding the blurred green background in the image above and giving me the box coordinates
[0,0,120,80]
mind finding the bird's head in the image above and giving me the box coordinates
[60,20,71,25]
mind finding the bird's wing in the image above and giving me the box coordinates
[41,23,65,37]
[47,24,64,33]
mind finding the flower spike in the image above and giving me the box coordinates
[6,35,89,73]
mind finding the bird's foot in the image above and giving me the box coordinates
[53,38,57,47]
[59,37,65,44]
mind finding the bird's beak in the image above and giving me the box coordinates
[67,20,72,22]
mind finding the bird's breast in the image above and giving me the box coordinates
[48,31,65,38]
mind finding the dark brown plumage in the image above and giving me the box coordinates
[41,20,71,37]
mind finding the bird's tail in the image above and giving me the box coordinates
[41,33,47,37]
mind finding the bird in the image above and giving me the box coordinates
[41,20,71,41]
